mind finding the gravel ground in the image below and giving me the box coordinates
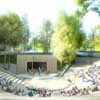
[0,90,100,100]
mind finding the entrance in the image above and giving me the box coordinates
[27,62,47,73]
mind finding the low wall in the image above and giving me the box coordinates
[0,64,16,73]
[75,56,100,65]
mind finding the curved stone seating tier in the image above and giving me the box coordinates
[0,67,81,97]
[0,67,29,95]
[0,65,100,97]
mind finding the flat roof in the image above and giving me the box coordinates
[0,51,100,56]
[0,51,52,55]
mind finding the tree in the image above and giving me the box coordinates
[80,36,90,50]
[89,26,100,51]
[32,19,53,53]
[74,0,100,52]
[0,13,25,50]
[22,15,30,50]
[51,12,85,66]
[75,0,100,15]
[30,36,43,51]
[81,25,100,51]
[93,34,100,51]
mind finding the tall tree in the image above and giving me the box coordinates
[32,19,53,53]
[0,13,25,50]
[22,15,30,50]
[74,0,100,51]
[51,12,85,66]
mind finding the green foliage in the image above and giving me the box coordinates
[90,26,100,51]
[51,12,85,65]
[0,13,25,50]
[0,55,17,64]
[31,19,53,52]
[74,0,100,51]
[75,0,85,5]
[81,25,100,51]
[22,15,30,50]
[31,36,44,51]
[74,0,90,17]
[94,34,100,51]
[75,0,100,15]
[57,61,66,70]
[80,37,90,50]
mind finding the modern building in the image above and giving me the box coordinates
[16,53,57,73]
[0,51,57,73]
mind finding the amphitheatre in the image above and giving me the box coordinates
[0,1,100,100]
[0,51,100,100]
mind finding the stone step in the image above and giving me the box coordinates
[11,78,19,83]
[0,73,14,79]
[0,67,26,89]
[6,76,16,81]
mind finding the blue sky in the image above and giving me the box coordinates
[0,0,100,34]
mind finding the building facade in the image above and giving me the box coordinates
[16,54,57,73]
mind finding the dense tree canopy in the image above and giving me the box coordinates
[0,13,26,50]
[51,12,85,65]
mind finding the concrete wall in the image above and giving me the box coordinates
[0,64,16,74]
[75,57,100,66]
[16,55,57,73]
[93,52,100,57]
